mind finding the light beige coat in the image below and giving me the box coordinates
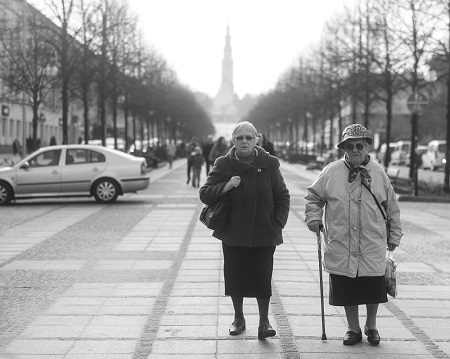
[304,159,402,278]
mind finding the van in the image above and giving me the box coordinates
[422,140,447,171]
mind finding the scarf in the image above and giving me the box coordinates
[235,148,258,164]
[344,153,372,189]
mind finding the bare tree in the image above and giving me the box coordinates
[0,2,58,151]
[394,0,439,185]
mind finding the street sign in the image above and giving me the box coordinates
[407,92,428,114]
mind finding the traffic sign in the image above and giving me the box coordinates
[407,92,428,114]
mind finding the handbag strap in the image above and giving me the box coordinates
[361,182,387,221]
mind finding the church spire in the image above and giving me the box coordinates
[221,25,233,91]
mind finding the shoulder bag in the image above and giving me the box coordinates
[362,182,397,298]
[199,157,232,231]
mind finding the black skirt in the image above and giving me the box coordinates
[329,273,388,306]
[222,242,275,298]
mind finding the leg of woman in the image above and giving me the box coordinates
[257,297,276,339]
[365,303,378,329]
[231,296,244,320]
[344,305,361,332]
[256,297,270,325]
[343,305,362,345]
[229,296,246,335]
[364,303,381,344]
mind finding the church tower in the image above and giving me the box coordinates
[212,26,239,124]
[221,25,233,92]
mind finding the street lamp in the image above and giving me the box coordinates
[306,112,315,155]
[148,110,154,146]
[166,116,172,142]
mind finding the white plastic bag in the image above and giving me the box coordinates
[385,250,398,298]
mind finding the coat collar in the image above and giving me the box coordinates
[227,145,269,175]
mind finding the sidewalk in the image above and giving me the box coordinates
[0,159,449,358]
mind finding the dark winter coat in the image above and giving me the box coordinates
[199,146,290,247]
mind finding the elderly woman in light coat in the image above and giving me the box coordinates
[305,124,402,346]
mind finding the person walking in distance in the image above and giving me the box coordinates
[166,140,177,169]
[186,138,197,184]
[202,135,214,176]
[200,121,290,339]
[191,144,204,188]
[208,136,229,165]
[304,124,403,346]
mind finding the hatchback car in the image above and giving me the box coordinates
[0,144,150,205]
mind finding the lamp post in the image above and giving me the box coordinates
[166,116,172,143]
[148,110,154,146]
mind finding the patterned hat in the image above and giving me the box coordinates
[337,124,373,149]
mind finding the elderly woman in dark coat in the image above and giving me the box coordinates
[199,121,290,339]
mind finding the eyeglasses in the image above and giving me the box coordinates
[345,143,365,151]
[235,135,255,141]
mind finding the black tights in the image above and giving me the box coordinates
[231,296,271,325]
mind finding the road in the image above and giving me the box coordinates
[1,158,450,358]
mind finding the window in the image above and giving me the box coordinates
[29,150,61,167]
[66,149,106,165]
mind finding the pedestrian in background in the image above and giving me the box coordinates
[304,124,402,346]
[200,121,290,339]
[202,135,214,176]
[12,139,20,156]
[166,140,177,169]
[208,136,229,165]
[186,138,197,184]
[258,133,276,156]
[191,144,204,188]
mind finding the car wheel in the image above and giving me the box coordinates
[0,181,13,205]
[93,179,119,203]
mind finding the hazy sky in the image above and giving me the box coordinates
[127,0,348,98]
[29,0,348,98]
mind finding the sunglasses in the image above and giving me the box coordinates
[235,135,255,141]
[345,143,365,151]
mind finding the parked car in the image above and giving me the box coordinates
[390,140,411,166]
[0,144,150,205]
[421,140,447,171]
[376,142,396,165]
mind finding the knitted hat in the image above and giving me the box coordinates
[337,124,373,149]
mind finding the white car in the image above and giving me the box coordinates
[0,144,150,205]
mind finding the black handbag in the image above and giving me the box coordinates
[199,195,229,230]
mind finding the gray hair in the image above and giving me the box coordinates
[231,121,259,141]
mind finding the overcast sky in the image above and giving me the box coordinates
[127,0,348,98]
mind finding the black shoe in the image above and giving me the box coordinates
[343,330,362,345]
[229,319,246,335]
[365,328,380,345]
[258,322,276,339]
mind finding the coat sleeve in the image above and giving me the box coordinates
[272,159,290,227]
[304,170,327,225]
[199,157,230,205]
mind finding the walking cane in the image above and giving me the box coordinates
[316,227,327,340]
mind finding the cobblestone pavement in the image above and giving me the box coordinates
[0,158,450,358]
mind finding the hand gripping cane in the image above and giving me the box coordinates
[316,227,327,340]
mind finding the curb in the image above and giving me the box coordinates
[398,195,450,203]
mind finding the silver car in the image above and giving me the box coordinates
[0,144,150,204]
